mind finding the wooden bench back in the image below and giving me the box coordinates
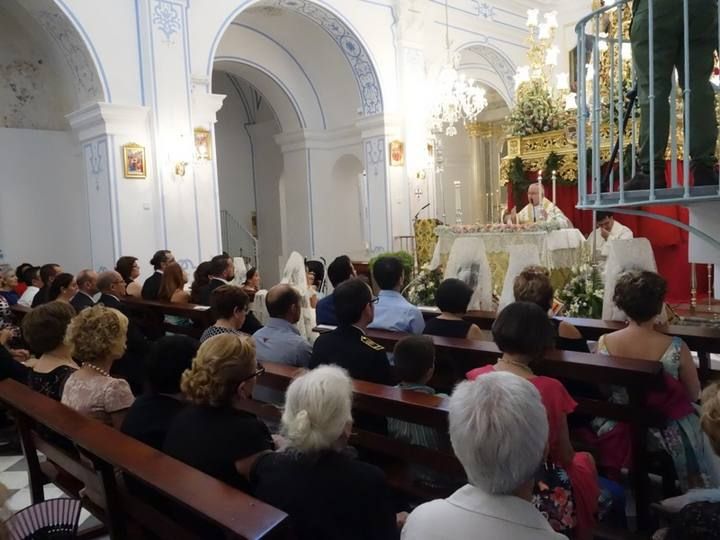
[0,379,289,540]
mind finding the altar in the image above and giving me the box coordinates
[429,224,587,293]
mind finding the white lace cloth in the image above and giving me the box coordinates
[442,237,494,311]
[430,228,586,270]
[498,244,541,311]
[280,251,317,343]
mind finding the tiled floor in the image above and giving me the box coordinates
[0,442,108,538]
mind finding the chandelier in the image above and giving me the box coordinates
[429,0,488,137]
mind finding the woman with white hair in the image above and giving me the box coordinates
[402,371,564,539]
[250,365,399,540]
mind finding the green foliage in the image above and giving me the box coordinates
[508,79,563,137]
[557,264,604,319]
[368,251,414,290]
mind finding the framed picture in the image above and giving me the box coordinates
[194,127,212,160]
[389,140,404,167]
[122,143,146,178]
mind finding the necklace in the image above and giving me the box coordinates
[498,358,534,375]
[83,363,110,377]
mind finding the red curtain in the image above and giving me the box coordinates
[506,164,708,303]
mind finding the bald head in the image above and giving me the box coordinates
[97,271,123,293]
[77,269,98,295]
[528,183,545,205]
[266,284,301,323]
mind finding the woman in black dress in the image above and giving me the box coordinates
[251,365,400,540]
[21,301,78,400]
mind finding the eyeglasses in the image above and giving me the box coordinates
[369,296,379,305]
[237,363,265,385]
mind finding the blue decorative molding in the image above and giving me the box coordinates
[465,45,516,103]
[83,139,107,192]
[277,0,383,115]
[473,2,494,19]
[364,137,385,178]
[152,0,182,43]
[178,258,196,271]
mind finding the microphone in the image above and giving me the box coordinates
[414,203,431,221]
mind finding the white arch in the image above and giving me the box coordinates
[456,42,516,105]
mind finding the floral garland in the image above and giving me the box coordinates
[437,222,562,235]
[557,264,604,319]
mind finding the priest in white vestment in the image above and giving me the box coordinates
[586,211,634,257]
[508,183,572,228]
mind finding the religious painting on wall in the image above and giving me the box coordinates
[389,140,405,166]
[122,143,146,179]
[194,127,212,161]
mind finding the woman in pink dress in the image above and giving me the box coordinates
[467,301,599,539]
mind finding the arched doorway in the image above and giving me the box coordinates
[0,0,105,270]
[211,1,387,283]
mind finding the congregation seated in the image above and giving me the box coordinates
[369,256,424,334]
[61,305,135,428]
[423,279,485,340]
[241,267,260,300]
[142,250,174,300]
[47,272,78,305]
[121,335,198,449]
[310,278,393,386]
[662,383,720,539]
[0,333,29,383]
[115,255,142,297]
[316,255,356,326]
[13,263,32,297]
[402,371,565,539]
[158,261,190,304]
[590,270,711,489]
[31,263,62,307]
[467,302,599,538]
[0,268,19,306]
[189,261,211,304]
[199,285,249,343]
[513,266,588,352]
[70,269,98,313]
[17,266,42,307]
[163,333,274,491]
[250,365,401,540]
[21,301,77,401]
[253,284,312,367]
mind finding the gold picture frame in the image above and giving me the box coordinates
[389,140,405,167]
[122,143,146,178]
[194,127,212,160]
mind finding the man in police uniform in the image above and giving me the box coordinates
[627,0,718,190]
[309,278,394,386]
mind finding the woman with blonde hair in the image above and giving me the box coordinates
[163,333,273,491]
[61,305,134,428]
[251,366,399,540]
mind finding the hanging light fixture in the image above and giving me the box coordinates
[429,0,488,137]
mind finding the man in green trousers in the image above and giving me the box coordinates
[626,0,719,190]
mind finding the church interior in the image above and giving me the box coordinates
[1,0,720,538]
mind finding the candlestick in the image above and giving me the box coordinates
[690,263,697,314]
[552,170,557,204]
[453,180,462,224]
[708,264,714,314]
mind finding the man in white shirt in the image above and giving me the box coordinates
[402,372,564,540]
[587,211,634,257]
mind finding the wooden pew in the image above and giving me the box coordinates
[420,307,720,382]
[119,297,213,339]
[248,360,464,502]
[0,379,290,540]
[314,325,665,529]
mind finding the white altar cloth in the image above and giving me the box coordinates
[429,228,586,270]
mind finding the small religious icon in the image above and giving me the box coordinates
[389,140,405,166]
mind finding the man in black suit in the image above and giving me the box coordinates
[141,250,174,300]
[97,271,148,394]
[198,254,235,305]
[31,263,62,308]
[70,269,98,313]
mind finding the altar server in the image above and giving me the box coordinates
[586,211,633,257]
[509,184,571,228]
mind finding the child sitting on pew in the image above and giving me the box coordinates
[387,336,455,491]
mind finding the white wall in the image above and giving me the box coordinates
[0,128,90,271]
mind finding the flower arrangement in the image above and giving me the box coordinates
[557,264,604,319]
[405,268,443,307]
[508,78,563,137]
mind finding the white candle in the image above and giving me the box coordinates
[552,170,557,204]
[527,8,539,27]
[556,72,569,91]
[538,23,551,40]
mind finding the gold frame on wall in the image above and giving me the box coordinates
[122,143,147,179]
[194,127,212,161]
